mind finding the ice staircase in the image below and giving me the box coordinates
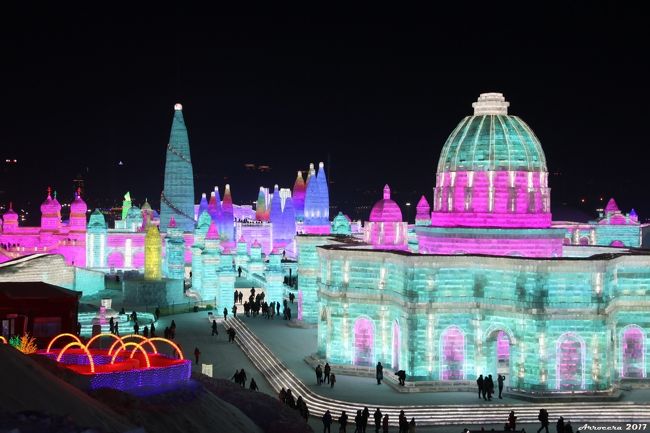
[223,317,650,426]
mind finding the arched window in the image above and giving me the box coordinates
[622,325,645,378]
[354,317,374,366]
[556,333,585,390]
[440,326,465,380]
[107,251,124,268]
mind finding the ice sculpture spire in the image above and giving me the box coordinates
[144,223,162,280]
[208,188,222,223]
[304,162,330,234]
[122,192,132,220]
[160,103,196,232]
[198,193,209,219]
[415,195,431,226]
[256,187,269,221]
[220,184,234,241]
[292,171,306,221]
[270,185,283,224]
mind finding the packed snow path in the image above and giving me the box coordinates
[224,317,650,426]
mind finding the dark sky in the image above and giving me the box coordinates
[1,4,649,223]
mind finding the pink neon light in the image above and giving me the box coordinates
[354,317,374,366]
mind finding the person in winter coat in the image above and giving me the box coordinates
[322,410,333,433]
[338,411,348,433]
[375,362,384,385]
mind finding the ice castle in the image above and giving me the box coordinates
[302,93,650,394]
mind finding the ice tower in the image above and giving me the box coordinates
[121,192,132,220]
[164,217,185,280]
[197,193,209,219]
[303,162,330,234]
[292,171,306,221]
[144,223,162,280]
[220,184,235,242]
[364,185,407,250]
[256,187,269,221]
[160,103,196,232]
[40,188,62,233]
[415,195,431,226]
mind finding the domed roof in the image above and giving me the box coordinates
[437,93,547,173]
[3,202,17,219]
[70,190,87,215]
[369,185,403,222]
[40,188,62,214]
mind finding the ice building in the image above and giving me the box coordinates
[303,162,330,234]
[300,93,650,395]
[160,103,196,232]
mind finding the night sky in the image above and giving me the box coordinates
[1,5,649,223]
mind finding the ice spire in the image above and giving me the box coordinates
[208,188,222,223]
[304,161,330,234]
[415,195,431,226]
[160,103,196,232]
[220,184,234,241]
[292,171,306,221]
[256,187,269,221]
[270,184,283,224]
[198,193,209,218]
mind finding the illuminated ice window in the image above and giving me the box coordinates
[622,325,645,378]
[354,317,374,366]
[440,326,465,380]
[556,333,585,390]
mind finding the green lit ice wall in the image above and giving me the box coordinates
[314,248,650,392]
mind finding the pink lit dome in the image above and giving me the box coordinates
[40,188,62,215]
[369,185,403,222]
[3,203,17,219]
[70,191,87,215]
[430,93,551,229]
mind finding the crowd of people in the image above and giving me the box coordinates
[230,289,294,320]
[321,407,415,433]
[314,363,336,388]
[279,387,310,421]
[475,373,505,400]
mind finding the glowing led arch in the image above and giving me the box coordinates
[110,342,151,368]
[56,342,95,373]
[0,336,7,344]
[108,334,157,355]
[86,333,126,352]
[47,333,82,353]
[145,337,184,360]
